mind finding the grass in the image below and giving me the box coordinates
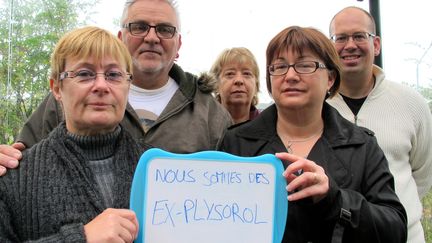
[422,189,432,242]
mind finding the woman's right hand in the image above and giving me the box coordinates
[84,208,139,243]
[276,152,329,203]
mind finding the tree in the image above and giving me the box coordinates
[405,41,432,90]
[418,86,432,112]
[0,0,99,144]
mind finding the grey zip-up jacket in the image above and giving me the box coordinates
[17,63,233,153]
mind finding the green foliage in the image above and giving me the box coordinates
[417,85,432,112]
[0,0,99,144]
[407,85,432,242]
[422,190,432,242]
[402,82,432,112]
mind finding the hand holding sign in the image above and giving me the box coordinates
[130,148,288,243]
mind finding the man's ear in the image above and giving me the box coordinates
[178,33,182,49]
[176,34,182,58]
[373,35,381,56]
[50,79,61,101]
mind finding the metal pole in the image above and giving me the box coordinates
[368,0,382,67]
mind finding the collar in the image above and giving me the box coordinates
[231,103,370,148]
[124,63,197,124]
[168,63,196,100]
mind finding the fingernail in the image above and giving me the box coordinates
[0,167,6,176]
[13,152,22,158]
[9,160,18,167]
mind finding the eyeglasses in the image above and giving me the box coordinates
[123,22,177,39]
[268,61,327,76]
[330,32,375,45]
[59,70,132,85]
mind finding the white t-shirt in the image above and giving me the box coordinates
[128,77,179,132]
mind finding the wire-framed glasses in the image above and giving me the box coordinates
[59,70,132,85]
[268,61,327,76]
[330,32,375,45]
[123,22,177,39]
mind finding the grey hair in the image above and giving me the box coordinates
[120,0,181,32]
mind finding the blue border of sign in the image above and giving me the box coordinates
[130,148,287,243]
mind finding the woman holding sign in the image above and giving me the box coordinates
[219,26,407,243]
[0,27,149,242]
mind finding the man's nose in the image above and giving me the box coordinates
[344,36,358,49]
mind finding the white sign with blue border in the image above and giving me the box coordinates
[130,148,288,243]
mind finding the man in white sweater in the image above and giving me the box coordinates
[327,6,432,243]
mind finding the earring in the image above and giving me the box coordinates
[325,90,331,98]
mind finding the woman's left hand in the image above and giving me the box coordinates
[276,152,329,203]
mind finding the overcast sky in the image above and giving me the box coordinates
[90,0,432,103]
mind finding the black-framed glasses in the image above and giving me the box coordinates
[330,32,375,45]
[123,22,177,39]
[268,61,327,76]
[59,70,132,85]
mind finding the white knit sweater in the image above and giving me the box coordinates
[327,65,432,243]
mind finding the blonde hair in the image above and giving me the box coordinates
[210,47,260,106]
[50,26,132,82]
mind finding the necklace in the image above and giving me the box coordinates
[284,128,323,154]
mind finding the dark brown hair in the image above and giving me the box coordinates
[265,26,341,98]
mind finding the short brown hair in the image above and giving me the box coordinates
[210,47,260,106]
[50,26,132,83]
[265,26,341,98]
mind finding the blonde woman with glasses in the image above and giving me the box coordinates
[0,26,150,243]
